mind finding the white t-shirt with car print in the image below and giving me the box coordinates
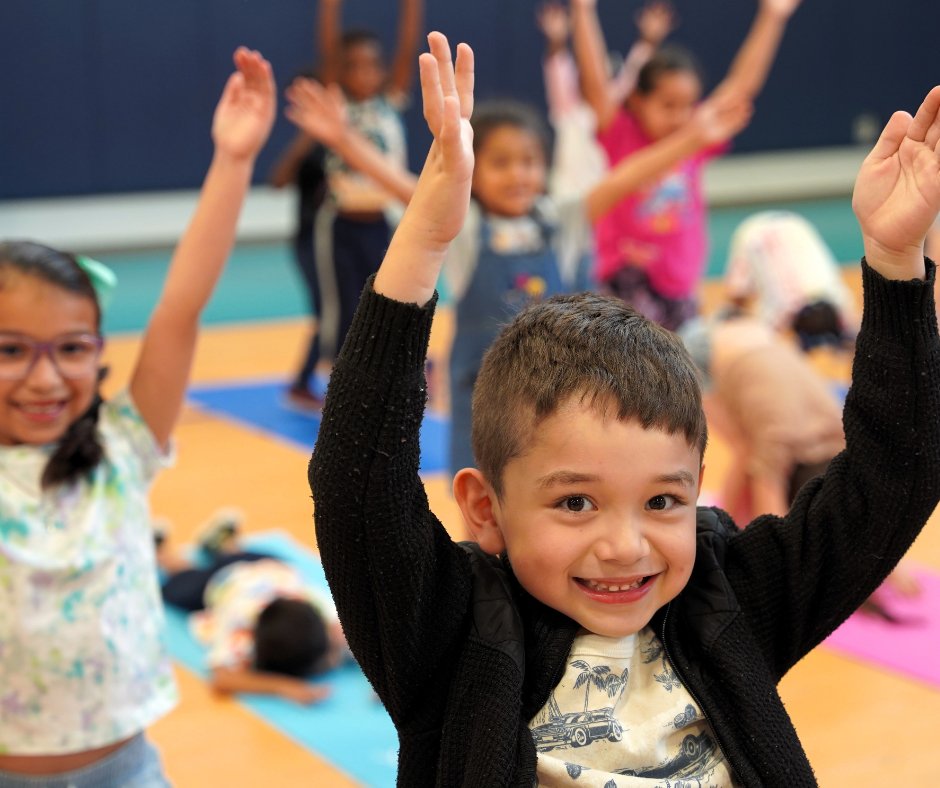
[530,627,739,787]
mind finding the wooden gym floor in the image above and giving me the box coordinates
[97,269,940,787]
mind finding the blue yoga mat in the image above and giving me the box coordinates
[188,379,449,473]
[162,530,398,787]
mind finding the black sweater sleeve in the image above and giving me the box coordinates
[725,259,940,677]
[308,280,473,729]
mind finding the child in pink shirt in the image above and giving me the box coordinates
[538,1,675,200]
[572,0,802,329]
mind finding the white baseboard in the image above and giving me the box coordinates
[0,146,867,253]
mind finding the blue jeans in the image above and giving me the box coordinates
[0,735,169,788]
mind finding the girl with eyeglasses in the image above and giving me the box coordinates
[0,46,275,788]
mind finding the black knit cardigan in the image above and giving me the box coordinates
[310,261,940,787]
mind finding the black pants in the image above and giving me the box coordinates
[292,228,323,390]
[161,551,270,612]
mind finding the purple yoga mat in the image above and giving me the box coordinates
[824,565,940,687]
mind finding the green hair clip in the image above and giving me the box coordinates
[75,255,118,310]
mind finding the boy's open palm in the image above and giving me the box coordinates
[374,33,474,305]
[408,33,475,249]
[212,48,276,161]
[285,79,349,149]
[853,86,940,278]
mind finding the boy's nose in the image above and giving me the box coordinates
[593,519,651,565]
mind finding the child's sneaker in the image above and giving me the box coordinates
[282,384,324,413]
[196,507,244,557]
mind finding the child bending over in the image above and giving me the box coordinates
[309,31,940,786]
[157,512,346,704]
[724,210,861,349]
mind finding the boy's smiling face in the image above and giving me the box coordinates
[464,396,702,638]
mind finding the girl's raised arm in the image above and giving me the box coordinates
[571,0,618,131]
[130,48,276,447]
[715,0,802,102]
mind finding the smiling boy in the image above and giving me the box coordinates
[309,34,940,787]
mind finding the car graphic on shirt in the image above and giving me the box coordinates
[531,708,623,751]
[615,732,720,779]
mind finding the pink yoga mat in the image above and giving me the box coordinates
[824,566,940,687]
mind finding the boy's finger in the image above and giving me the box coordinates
[924,100,940,152]
[428,32,457,101]
[438,95,464,170]
[420,51,443,131]
[868,111,913,162]
[454,43,475,120]
[907,86,940,144]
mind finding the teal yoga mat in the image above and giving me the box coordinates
[162,530,398,787]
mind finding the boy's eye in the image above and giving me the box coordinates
[560,496,595,513]
[647,494,679,511]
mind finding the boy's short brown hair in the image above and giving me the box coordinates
[472,293,707,496]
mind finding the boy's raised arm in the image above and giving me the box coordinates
[375,33,474,305]
[725,86,940,674]
[309,32,475,724]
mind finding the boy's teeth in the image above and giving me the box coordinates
[586,578,645,592]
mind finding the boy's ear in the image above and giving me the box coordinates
[453,468,506,556]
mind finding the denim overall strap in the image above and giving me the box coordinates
[448,214,565,476]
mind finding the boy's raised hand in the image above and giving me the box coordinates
[853,86,940,281]
[285,79,350,149]
[212,48,276,161]
[374,32,474,305]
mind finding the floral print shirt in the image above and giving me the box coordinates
[0,391,177,754]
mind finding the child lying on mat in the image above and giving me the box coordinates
[156,510,348,704]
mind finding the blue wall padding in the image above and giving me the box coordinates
[3,0,939,198]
